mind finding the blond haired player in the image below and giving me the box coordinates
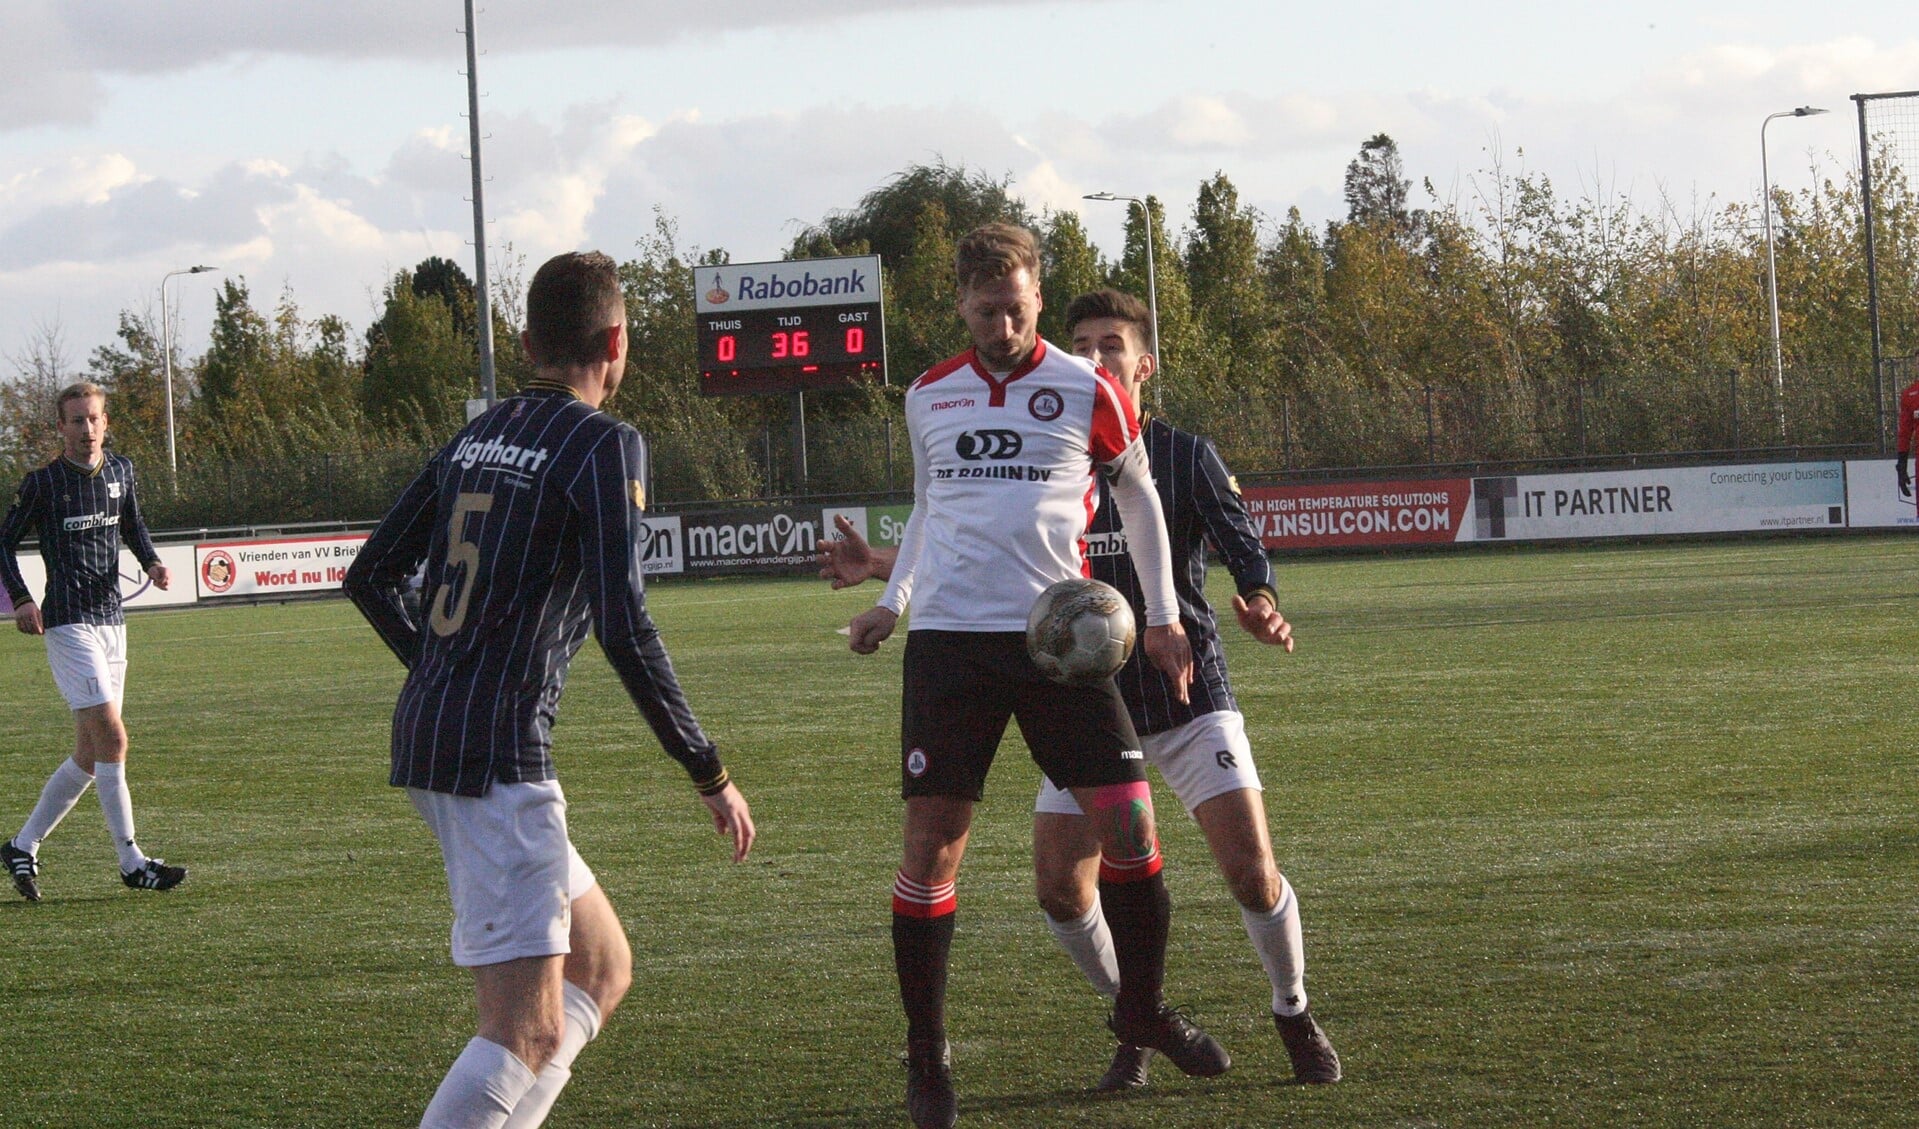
[1,383,182,900]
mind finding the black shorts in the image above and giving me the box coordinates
[900,630,1145,801]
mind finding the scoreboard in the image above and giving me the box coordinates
[694,256,886,395]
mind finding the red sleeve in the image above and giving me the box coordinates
[1087,367,1141,463]
[1900,385,1918,454]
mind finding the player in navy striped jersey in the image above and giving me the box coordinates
[346,251,754,1129]
[821,289,1340,1090]
[844,225,1225,1129]
[1,382,183,900]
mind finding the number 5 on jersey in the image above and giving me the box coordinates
[429,491,493,637]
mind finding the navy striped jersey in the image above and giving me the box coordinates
[1087,417,1278,736]
[344,382,724,797]
[0,453,160,629]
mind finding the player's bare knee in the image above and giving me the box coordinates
[74,708,127,764]
[1035,870,1094,921]
[585,941,633,1018]
[901,812,969,877]
[1225,857,1281,913]
[567,890,634,1017]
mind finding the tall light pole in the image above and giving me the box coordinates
[463,0,498,406]
[1083,191,1162,413]
[1762,105,1827,443]
[160,264,216,488]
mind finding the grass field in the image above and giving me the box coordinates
[2,535,1915,1128]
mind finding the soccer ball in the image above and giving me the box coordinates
[1026,577,1136,685]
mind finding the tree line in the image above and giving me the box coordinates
[3,136,1914,529]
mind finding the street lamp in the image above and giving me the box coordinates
[160,265,217,488]
[1761,105,1827,443]
[1083,191,1162,413]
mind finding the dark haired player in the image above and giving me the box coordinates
[2,382,181,900]
[346,250,754,1129]
[823,289,1340,1090]
[844,224,1226,1129]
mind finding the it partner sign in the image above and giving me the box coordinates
[196,534,368,599]
[1465,463,1845,541]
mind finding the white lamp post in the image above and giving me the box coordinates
[1083,191,1162,414]
[1761,105,1827,442]
[160,264,216,486]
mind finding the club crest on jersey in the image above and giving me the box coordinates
[107,481,122,499]
[1028,388,1064,421]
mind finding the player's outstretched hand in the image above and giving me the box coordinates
[1142,622,1193,704]
[701,782,756,863]
[1233,593,1295,652]
[14,601,43,635]
[147,562,171,591]
[848,606,897,654]
[819,515,877,589]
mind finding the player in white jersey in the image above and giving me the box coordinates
[846,223,1225,1129]
[877,328,1156,631]
[822,288,1341,1090]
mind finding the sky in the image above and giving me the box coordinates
[1,0,1914,369]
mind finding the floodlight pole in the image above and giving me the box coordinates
[1083,192,1162,415]
[159,264,216,491]
[464,0,498,406]
[1761,105,1827,444]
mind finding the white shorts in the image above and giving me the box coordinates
[408,780,598,968]
[1036,710,1261,817]
[45,623,127,711]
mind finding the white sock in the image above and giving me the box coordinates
[500,981,603,1129]
[420,1037,538,1129]
[1045,900,1121,1000]
[16,759,94,854]
[92,761,146,872]
[1242,875,1309,1016]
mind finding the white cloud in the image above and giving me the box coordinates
[0,153,146,213]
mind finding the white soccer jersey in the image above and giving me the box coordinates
[879,339,1177,631]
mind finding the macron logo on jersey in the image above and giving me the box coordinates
[452,435,551,474]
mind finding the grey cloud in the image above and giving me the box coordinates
[9,1,1088,116]
[0,5,106,127]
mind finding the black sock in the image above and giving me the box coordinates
[1099,873,1171,1027]
[894,911,956,1052]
